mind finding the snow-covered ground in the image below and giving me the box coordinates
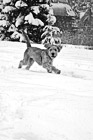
[0,41,93,140]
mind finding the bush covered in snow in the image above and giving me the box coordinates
[0,0,62,45]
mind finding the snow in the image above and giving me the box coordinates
[0,41,93,140]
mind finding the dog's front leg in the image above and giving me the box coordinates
[42,63,52,73]
[47,67,52,73]
[52,66,61,74]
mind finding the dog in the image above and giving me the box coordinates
[18,30,61,74]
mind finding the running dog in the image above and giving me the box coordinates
[18,30,61,74]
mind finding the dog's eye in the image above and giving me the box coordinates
[49,48,52,51]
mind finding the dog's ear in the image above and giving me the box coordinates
[56,44,63,52]
[44,43,52,49]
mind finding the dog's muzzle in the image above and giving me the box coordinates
[51,52,56,58]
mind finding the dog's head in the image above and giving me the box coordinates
[45,43,63,53]
[47,45,58,59]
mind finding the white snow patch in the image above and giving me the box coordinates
[0,41,93,140]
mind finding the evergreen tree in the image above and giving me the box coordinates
[0,0,61,45]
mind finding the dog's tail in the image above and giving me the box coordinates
[22,30,31,48]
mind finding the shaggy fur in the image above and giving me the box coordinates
[18,30,61,74]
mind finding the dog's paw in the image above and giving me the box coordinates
[18,61,23,68]
[18,65,22,68]
[56,69,61,74]
[25,66,30,70]
[47,69,52,73]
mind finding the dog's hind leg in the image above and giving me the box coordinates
[26,58,34,70]
[18,59,27,68]
[18,55,29,68]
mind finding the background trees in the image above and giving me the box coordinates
[0,0,60,44]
